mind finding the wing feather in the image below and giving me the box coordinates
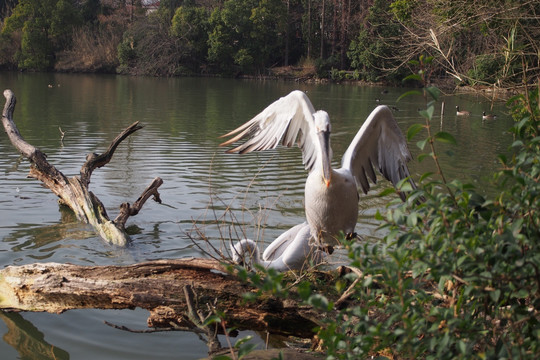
[341,105,415,200]
[262,222,309,261]
[220,90,321,172]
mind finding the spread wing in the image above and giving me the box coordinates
[341,105,415,200]
[220,90,322,172]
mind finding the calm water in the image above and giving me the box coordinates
[0,72,514,359]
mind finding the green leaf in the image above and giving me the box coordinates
[419,171,434,182]
[407,123,425,141]
[425,86,440,101]
[242,292,258,302]
[417,138,428,150]
[434,131,457,145]
[397,90,422,102]
[403,73,422,82]
[378,187,396,197]
[489,289,501,302]
[202,314,222,326]
[235,335,253,348]
[308,294,332,311]
[297,281,312,301]
[412,261,428,278]
[458,340,467,354]
[419,108,433,120]
[407,212,419,227]
[363,276,373,287]
[417,153,431,162]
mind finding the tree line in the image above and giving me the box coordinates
[1,0,539,87]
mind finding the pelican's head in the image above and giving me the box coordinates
[314,111,332,187]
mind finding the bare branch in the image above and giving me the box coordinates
[114,177,163,228]
[80,121,143,187]
[1,90,159,246]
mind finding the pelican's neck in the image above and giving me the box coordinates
[316,132,333,187]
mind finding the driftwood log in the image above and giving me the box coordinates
[1,89,162,246]
[0,259,321,341]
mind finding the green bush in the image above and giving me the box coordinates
[117,36,136,69]
[468,54,504,85]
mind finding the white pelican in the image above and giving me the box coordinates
[456,106,470,116]
[221,90,416,247]
[231,222,327,272]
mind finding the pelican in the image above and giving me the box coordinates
[456,106,470,116]
[231,222,327,272]
[221,90,416,247]
[482,111,496,120]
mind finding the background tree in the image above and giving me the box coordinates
[1,0,81,71]
[117,10,185,76]
[170,2,210,73]
[207,0,287,74]
[390,0,540,87]
[347,0,405,82]
[0,0,538,85]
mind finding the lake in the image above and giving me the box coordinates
[0,72,514,359]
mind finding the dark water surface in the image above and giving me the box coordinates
[0,72,514,359]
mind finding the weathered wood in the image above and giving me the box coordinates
[1,89,162,246]
[115,177,163,228]
[0,259,320,339]
[79,121,143,187]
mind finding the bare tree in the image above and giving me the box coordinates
[1,90,162,246]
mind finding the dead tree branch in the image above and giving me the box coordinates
[0,259,320,339]
[79,121,143,187]
[1,89,162,246]
[115,177,163,228]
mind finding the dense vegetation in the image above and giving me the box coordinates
[1,0,539,87]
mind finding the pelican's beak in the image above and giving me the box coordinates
[319,130,332,188]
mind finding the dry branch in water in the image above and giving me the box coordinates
[1,89,162,246]
[0,259,320,340]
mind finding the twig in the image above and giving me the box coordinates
[114,177,163,228]
[335,266,364,308]
[103,320,205,334]
[183,284,222,353]
[2,90,68,186]
[58,126,65,142]
[79,121,143,187]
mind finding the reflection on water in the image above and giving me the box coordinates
[0,312,69,360]
[0,72,515,359]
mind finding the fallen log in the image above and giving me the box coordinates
[1,89,162,246]
[0,259,320,340]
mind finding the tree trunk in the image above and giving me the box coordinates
[0,259,320,340]
[1,89,162,246]
[320,0,325,59]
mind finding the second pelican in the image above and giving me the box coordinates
[231,222,327,272]
[221,90,416,247]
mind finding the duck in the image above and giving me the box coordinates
[456,106,470,116]
[482,111,496,120]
